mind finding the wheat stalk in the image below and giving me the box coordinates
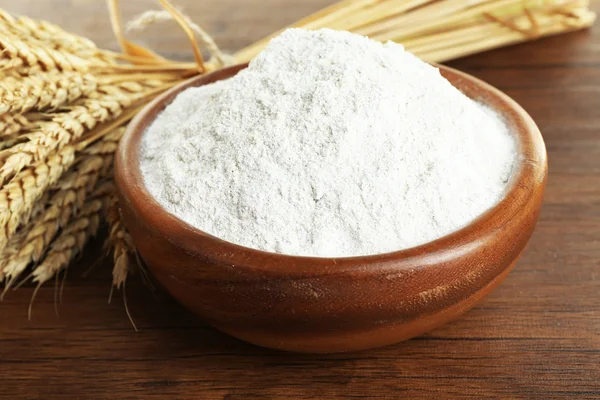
[0,71,97,115]
[234,0,596,63]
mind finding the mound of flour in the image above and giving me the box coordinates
[141,28,515,257]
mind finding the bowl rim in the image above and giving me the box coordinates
[114,62,547,274]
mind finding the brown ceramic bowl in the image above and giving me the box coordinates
[115,63,547,353]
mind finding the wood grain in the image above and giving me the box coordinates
[1,0,600,398]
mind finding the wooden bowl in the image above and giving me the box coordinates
[114,63,547,353]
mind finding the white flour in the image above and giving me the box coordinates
[141,28,515,257]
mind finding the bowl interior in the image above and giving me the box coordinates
[115,63,547,274]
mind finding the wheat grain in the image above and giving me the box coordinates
[18,190,49,228]
[0,114,29,137]
[31,181,114,285]
[0,65,42,80]
[0,71,97,115]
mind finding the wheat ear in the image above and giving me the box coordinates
[0,71,97,115]
[31,181,114,286]
[0,32,92,72]
[0,129,123,284]
[0,146,75,253]
[0,9,98,56]
[0,190,49,289]
[0,84,142,183]
[106,194,135,290]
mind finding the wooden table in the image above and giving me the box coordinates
[2,1,599,398]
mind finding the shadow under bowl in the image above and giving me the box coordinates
[114,63,547,353]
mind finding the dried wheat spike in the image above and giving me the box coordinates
[0,71,97,115]
[0,32,91,72]
[18,189,49,228]
[32,182,114,285]
[0,87,136,183]
[0,10,116,65]
[82,128,124,156]
[0,145,75,253]
[106,194,134,289]
[0,190,49,283]
[0,114,29,137]
[0,128,124,283]
[0,65,40,80]
[1,191,48,254]
[0,9,97,54]
[0,220,31,283]
[0,158,106,284]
